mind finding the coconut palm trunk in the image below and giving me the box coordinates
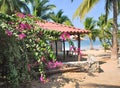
[111,0,118,59]
[90,38,94,50]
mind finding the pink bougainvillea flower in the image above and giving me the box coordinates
[47,61,63,69]
[19,23,26,30]
[69,46,83,55]
[79,51,83,55]
[60,32,70,41]
[5,30,13,36]
[70,45,75,51]
[39,75,49,83]
[77,48,83,55]
[40,75,44,82]
[60,33,66,40]
[18,33,26,40]
[16,12,25,18]
[70,45,78,55]
[65,32,70,39]
[25,23,31,29]
[47,61,55,69]
[19,23,31,31]
[27,14,34,18]
[55,61,63,68]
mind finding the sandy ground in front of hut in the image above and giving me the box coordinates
[31,49,120,88]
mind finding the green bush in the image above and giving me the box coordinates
[0,12,61,88]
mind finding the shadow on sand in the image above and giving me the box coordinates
[81,83,120,88]
[31,73,83,88]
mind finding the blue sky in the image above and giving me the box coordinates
[48,0,112,28]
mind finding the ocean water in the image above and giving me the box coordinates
[64,39,102,50]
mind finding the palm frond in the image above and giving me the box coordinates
[73,0,99,20]
[49,10,72,25]
[105,0,113,22]
[0,0,8,13]
[117,0,120,14]
[0,0,31,14]
[25,0,33,3]
[45,5,56,10]
[32,0,56,18]
[18,1,30,13]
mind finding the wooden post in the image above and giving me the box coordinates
[77,34,81,61]
[63,40,65,60]
[55,40,58,57]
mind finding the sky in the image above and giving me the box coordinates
[48,0,113,29]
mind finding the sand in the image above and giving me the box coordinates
[31,49,120,88]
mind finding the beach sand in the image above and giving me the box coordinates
[31,49,120,88]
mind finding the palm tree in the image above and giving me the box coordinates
[73,0,119,59]
[118,30,120,49]
[97,14,113,51]
[63,20,73,26]
[84,17,97,50]
[49,9,73,26]
[31,0,56,19]
[0,0,32,14]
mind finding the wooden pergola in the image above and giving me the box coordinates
[37,20,90,61]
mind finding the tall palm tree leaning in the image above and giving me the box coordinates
[84,17,97,50]
[31,0,56,20]
[0,0,32,14]
[73,0,119,60]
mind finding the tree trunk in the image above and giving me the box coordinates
[111,0,118,59]
[90,38,94,50]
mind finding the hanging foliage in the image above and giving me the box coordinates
[0,12,62,88]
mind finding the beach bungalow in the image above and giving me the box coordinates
[37,20,90,61]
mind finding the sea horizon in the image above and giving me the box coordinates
[63,39,102,51]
